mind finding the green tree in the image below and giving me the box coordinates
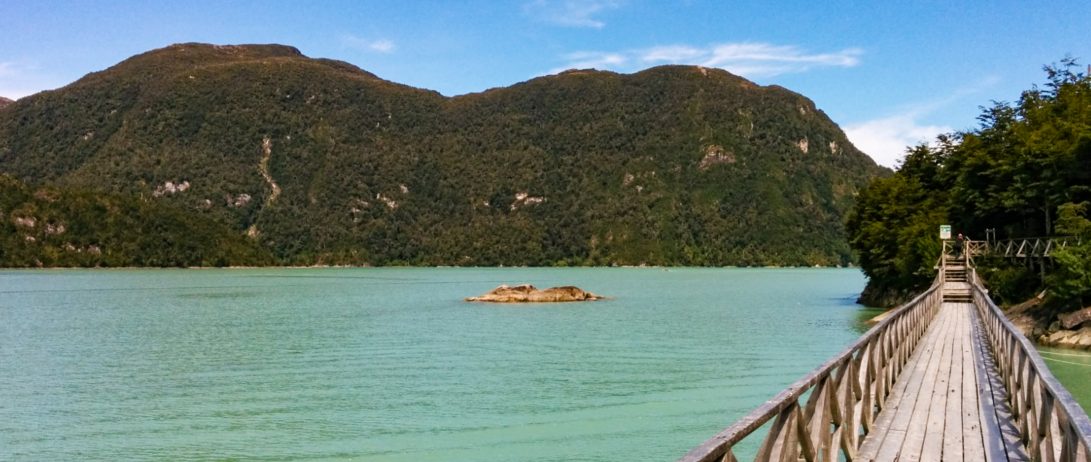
[847,58,1091,308]
[1049,202,1091,307]
[846,145,947,304]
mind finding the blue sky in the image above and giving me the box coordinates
[2,1,1089,167]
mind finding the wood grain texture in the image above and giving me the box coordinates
[679,259,1091,462]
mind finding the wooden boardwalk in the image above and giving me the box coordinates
[678,251,1091,462]
[856,288,1029,461]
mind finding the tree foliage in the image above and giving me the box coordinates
[0,174,272,267]
[846,146,948,304]
[1049,202,1091,307]
[0,43,886,267]
[847,58,1091,309]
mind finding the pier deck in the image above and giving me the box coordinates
[678,249,1091,462]
[857,300,1028,461]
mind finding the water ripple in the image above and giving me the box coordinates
[0,267,867,461]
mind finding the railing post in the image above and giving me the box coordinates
[681,251,1091,462]
[969,268,1091,459]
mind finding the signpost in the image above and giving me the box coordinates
[940,225,951,240]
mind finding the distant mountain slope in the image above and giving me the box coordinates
[0,96,12,109]
[0,43,886,266]
[0,174,271,267]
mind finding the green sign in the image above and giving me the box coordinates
[939,225,952,240]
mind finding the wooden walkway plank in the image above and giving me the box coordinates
[970,305,1031,461]
[857,299,1037,462]
[869,302,954,460]
[961,303,987,462]
[923,301,963,460]
[678,256,1091,462]
[971,302,1008,461]
[856,304,948,460]
[943,302,967,461]
[900,302,957,461]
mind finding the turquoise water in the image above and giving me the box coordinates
[0,268,870,461]
[1037,346,1091,413]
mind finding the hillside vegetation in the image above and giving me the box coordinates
[0,43,884,267]
[0,174,271,266]
[847,59,1091,314]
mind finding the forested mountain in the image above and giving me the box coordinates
[0,97,13,109]
[0,43,885,267]
[847,59,1091,312]
[0,174,271,267]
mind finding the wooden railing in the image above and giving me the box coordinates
[989,237,1080,258]
[677,282,943,462]
[970,270,1091,461]
[940,239,986,269]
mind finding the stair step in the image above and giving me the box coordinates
[945,270,968,282]
[943,292,973,302]
[943,264,971,295]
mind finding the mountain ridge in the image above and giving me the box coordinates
[0,43,886,267]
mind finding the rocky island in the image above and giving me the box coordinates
[466,284,604,303]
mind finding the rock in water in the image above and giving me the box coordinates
[466,284,604,303]
[1059,306,1091,329]
[1039,326,1091,350]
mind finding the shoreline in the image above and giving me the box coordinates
[0,264,860,271]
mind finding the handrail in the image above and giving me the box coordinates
[941,238,981,268]
[970,269,1091,460]
[987,236,1079,258]
[680,240,1091,461]
[966,240,985,267]
[677,281,943,462]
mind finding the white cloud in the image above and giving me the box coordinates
[548,42,862,78]
[0,62,17,78]
[524,0,622,29]
[547,51,628,74]
[639,45,702,63]
[844,115,951,168]
[342,35,396,54]
[0,88,33,100]
[0,61,54,99]
[702,43,861,77]
[367,39,396,54]
[844,76,1000,168]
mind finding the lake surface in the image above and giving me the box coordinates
[1038,346,1091,412]
[0,268,920,460]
